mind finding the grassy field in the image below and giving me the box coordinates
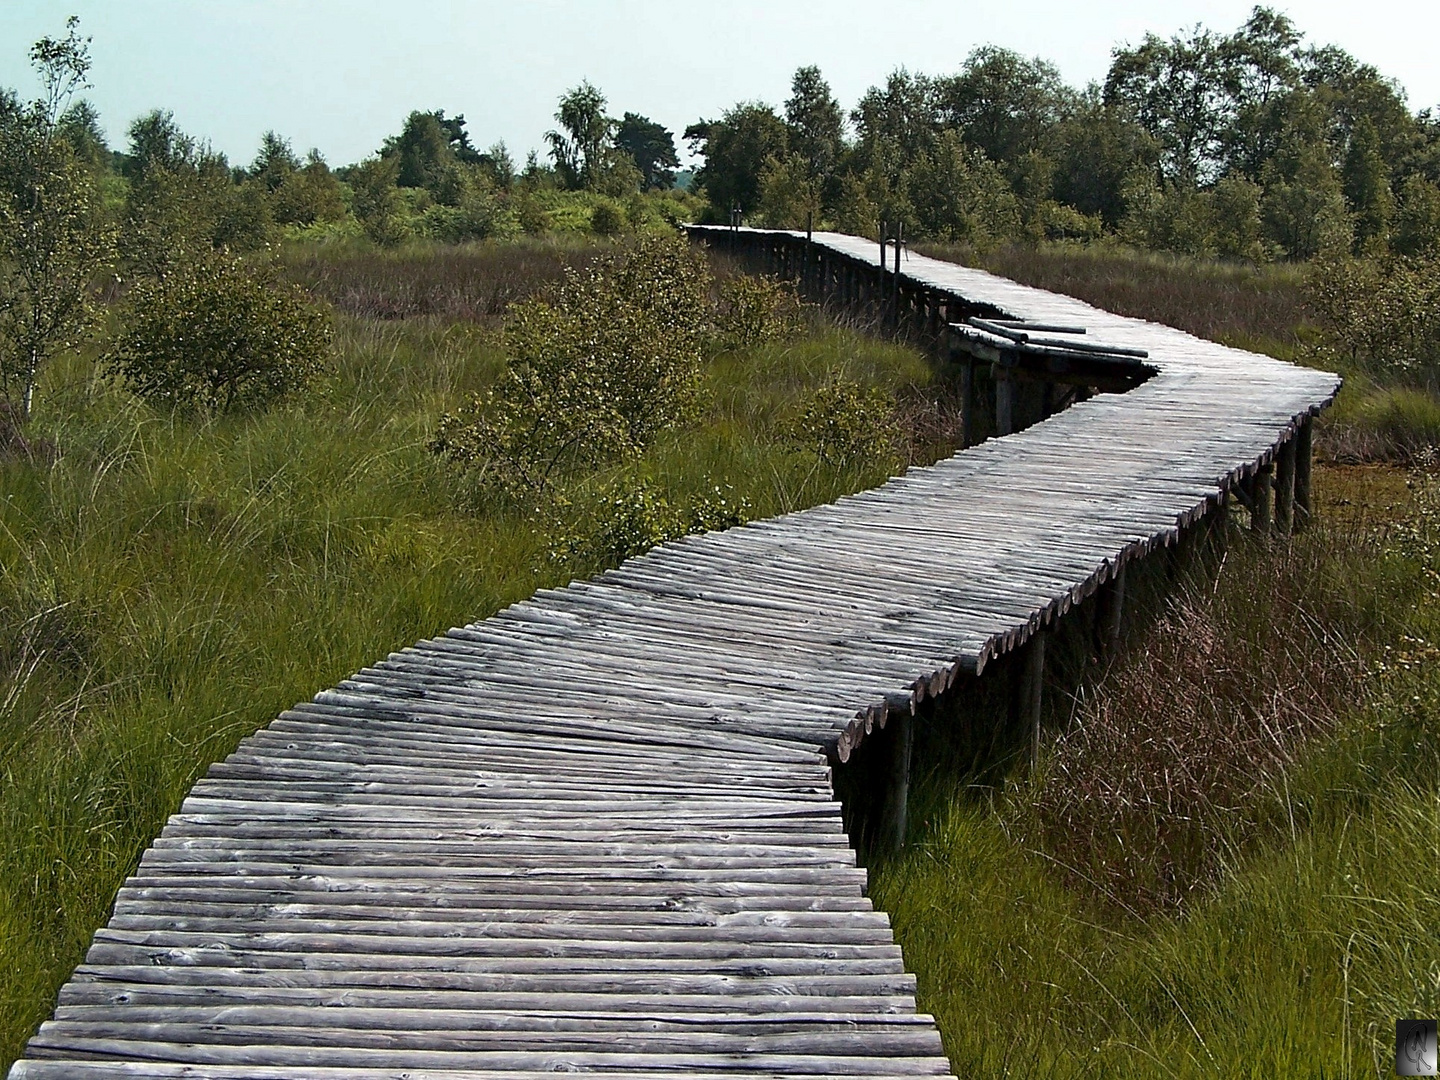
[2,235,1435,1076]
[0,240,942,1068]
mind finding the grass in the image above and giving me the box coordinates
[0,241,947,1070]
[868,464,1440,1076]
[277,234,609,323]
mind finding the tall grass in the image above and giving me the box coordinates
[278,236,609,324]
[870,464,1440,1076]
[0,247,946,1068]
[918,241,1311,355]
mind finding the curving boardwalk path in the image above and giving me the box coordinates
[10,231,1339,1078]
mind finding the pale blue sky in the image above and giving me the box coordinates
[1,1,1437,170]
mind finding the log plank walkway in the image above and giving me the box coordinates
[9,230,1340,1079]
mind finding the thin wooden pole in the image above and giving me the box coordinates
[1275,436,1296,535]
[1294,417,1313,531]
[1102,563,1126,652]
[1251,462,1273,534]
[960,356,975,449]
[996,366,1015,436]
[892,222,903,326]
[1023,632,1046,770]
[877,711,913,854]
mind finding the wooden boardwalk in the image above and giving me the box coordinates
[9,231,1339,1079]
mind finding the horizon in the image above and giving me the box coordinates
[1,1,1438,172]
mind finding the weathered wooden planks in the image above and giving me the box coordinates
[8,228,1339,1080]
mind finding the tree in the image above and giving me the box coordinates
[936,47,1074,166]
[252,130,299,191]
[348,155,406,245]
[850,69,938,177]
[1219,7,1302,179]
[547,82,615,190]
[1053,93,1160,226]
[383,110,457,191]
[905,131,1020,244]
[55,99,108,172]
[124,109,196,176]
[0,16,114,419]
[615,113,678,190]
[1394,175,1440,256]
[480,140,515,189]
[1105,25,1233,185]
[272,150,346,226]
[1343,116,1393,251]
[685,103,788,216]
[785,66,845,193]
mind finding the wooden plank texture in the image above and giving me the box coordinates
[8,228,1339,1080]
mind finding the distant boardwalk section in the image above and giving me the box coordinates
[9,231,1338,1078]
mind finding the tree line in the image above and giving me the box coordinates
[687,7,1440,261]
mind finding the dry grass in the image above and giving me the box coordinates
[278,238,610,324]
[918,241,1311,354]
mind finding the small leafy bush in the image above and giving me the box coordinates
[429,234,710,499]
[550,475,749,566]
[712,274,802,350]
[108,256,332,412]
[1308,253,1440,385]
[590,201,624,236]
[786,377,898,467]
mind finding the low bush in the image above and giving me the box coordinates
[785,377,899,468]
[1307,253,1440,386]
[429,234,710,499]
[549,475,749,567]
[107,256,333,412]
[711,274,802,351]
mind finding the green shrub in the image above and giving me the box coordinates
[348,156,407,246]
[429,234,710,499]
[549,475,749,566]
[516,195,550,235]
[590,200,624,236]
[107,255,332,412]
[1308,253,1440,384]
[785,377,898,466]
[711,274,802,350]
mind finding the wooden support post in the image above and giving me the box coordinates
[1102,563,1126,652]
[877,711,913,854]
[1251,462,1273,534]
[1205,493,1231,570]
[1294,417,1313,531]
[1041,381,1055,419]
[1022,632,1046,770]
[892,223,903,325]
[995,366,1015,436]
[1275,435,1296,536]
[960,356,975,449]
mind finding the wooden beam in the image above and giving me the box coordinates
[1102,563,1126,652]
[1251,461,1273,533]
[996,367,1015,436]
[1275,435,1296,535]
[876,712,913,854]
[960,356,975,449]
[1294,417,1313,531]
[1022,632,1046,770]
